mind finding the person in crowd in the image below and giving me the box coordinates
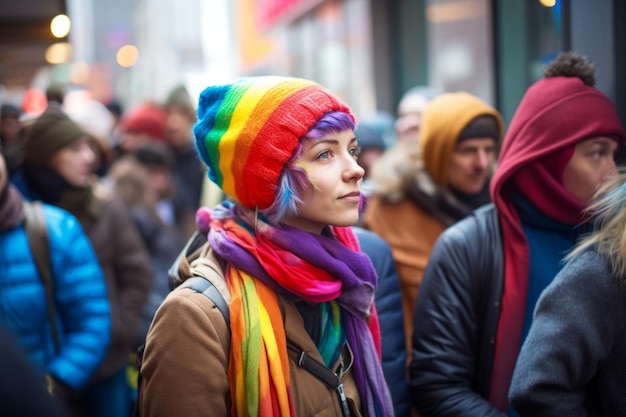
[354,122,389,225]
[0,148,110,416]
[108,143,185,347]
[139,76,394,417]
[394,85,440,143]
[363,92,503,359]
[363,111,397,148]
[354,226,410,417]
[409,51,625,417]
[46,84,66,109]
[163,85,204,239]
[106,100,125,154]
[509,169,626,416]
[118,102,167,157]
[63,89,117,177]
[12,106,152,417]
[0,103,23,175]
[0,322,71,417]
[355,123,387,181]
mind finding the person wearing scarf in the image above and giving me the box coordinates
[12,106,152,417]
[409,51,626,417]
[363,92,504,361]
[0,148,111,416]
[138,76,394,417]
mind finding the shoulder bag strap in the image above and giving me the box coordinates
[23,201,60,353]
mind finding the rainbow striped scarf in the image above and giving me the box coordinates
[199,203,393,416]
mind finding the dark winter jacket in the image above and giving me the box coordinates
[0,323,70,417]
[354,227,410,417]
[410,204,507,416]
[127,204,185,347]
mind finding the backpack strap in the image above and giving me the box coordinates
[23,201,60,353]
[181,276,230,326]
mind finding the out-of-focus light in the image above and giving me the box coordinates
[70,61,91,85]
[51,14,71,38]
[427,2,484,23]
[539,0,556,7]
[116,45,139,68]
[45,42,73,64]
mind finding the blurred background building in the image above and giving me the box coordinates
[0,0,624,125]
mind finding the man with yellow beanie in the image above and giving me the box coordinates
[362,92,504,363]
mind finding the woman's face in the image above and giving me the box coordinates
[49,137,96,187]
[282,129,364,234]
[563,136,619,202]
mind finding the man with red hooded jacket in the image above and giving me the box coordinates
[409,52,626,416]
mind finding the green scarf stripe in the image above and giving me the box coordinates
[317,301,345,366]
[242,277,262,416]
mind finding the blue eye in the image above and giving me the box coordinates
[350,146,362,158]
[316,150,331,160]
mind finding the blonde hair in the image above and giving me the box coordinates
[566,168,626,277]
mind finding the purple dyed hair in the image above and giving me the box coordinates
[262,111,355,224]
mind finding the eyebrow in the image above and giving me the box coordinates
[307,136,357,149]
[586,138,615,147]
[315,136,357,145]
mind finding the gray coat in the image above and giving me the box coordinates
[509,248,626,417]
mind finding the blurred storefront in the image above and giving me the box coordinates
[232,0,625,126]
[233,0,377,119]
[5,0,622,130]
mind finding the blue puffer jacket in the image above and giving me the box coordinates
[0,202,111,390]
[354,226,410,417]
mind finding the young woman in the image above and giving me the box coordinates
[0,148,110,417]
[138,76,394,417]
[13,106,152,417]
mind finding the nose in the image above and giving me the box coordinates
[81,142,96,165]
[344,153,365,182]
[475,148,491,170]
[604,158,617,180]
[609,157,616,170]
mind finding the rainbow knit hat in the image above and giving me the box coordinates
[194,76,354,209]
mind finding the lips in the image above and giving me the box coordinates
[339,191,361,204]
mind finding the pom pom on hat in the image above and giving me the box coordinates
[194,76,354,209]
[195,206,212,234]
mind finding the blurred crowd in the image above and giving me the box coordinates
[2,50,626,417]
[0,83,204,417]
